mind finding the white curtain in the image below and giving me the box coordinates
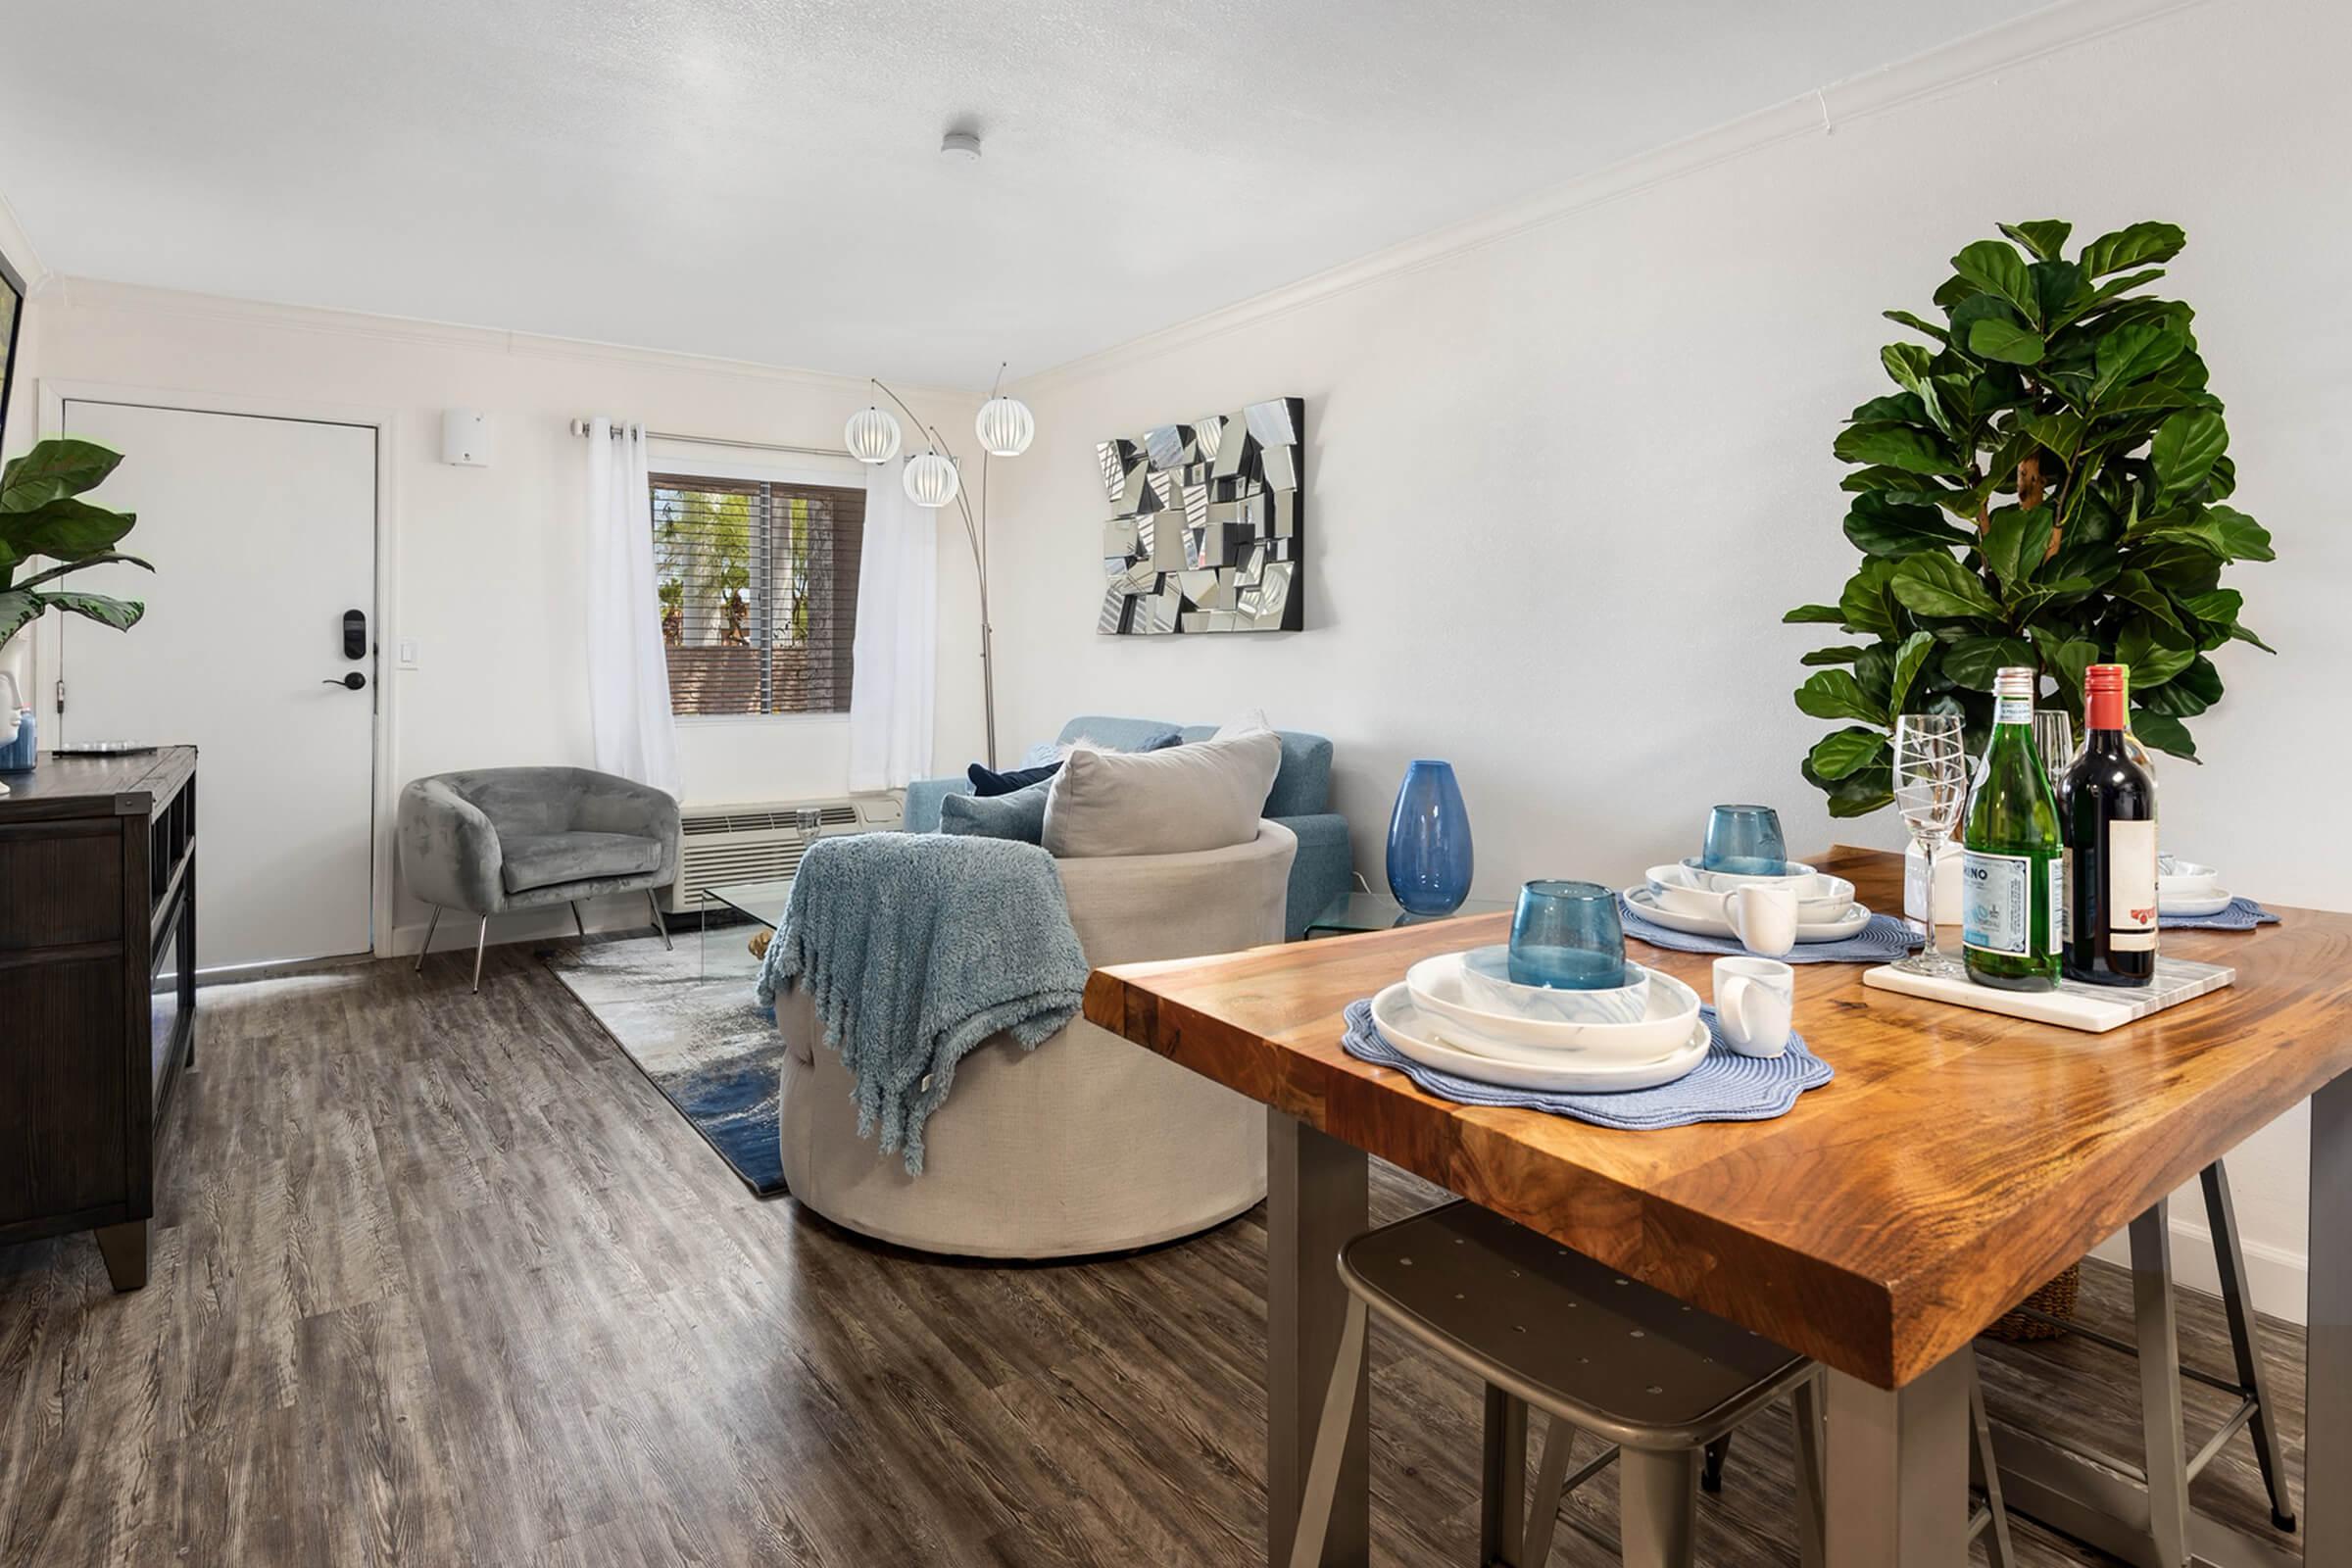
[584,418,682,799]
[847,462,937,792]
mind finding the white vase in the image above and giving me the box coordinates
[1904,840,1965,926]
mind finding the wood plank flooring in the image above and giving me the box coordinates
[0,944,2309,1565]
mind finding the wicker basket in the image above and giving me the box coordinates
[1985,1261,2080,1342]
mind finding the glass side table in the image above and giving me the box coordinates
[699,877,795,980]
[1304,890,1513,939]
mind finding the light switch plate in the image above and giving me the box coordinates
[397,639,419,668]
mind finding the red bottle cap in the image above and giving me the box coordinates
[2085,663,2128,730]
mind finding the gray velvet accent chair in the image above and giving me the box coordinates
[397,766,681,990]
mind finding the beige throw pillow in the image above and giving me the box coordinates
[1043,730,1282,858]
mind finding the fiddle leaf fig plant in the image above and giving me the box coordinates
[0,438,151,647]
[1786,220,2274,817]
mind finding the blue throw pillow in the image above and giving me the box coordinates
[968,760,1061,797]
[939,782,1050,843]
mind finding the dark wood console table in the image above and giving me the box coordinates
[0,746,197,1290]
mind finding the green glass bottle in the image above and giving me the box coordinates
[1962,666,2063,991]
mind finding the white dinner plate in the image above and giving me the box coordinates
[2158,887,2232,919]
[1403,953,1698,1058]
[1645,863,1856,924]
[1623,885,1872,944]
[1370,982,1711,1093]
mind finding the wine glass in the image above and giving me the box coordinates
[1891,713,1970,977]
[2033,710,2078,785]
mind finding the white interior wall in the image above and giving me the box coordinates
[14,280,986,947]
[988,0,2350,1315]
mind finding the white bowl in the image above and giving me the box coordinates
[1647,863,1855,922]
[1624,885,1874,945]
[1402,952,1701,1059]
[2158,859,2221,897]
[2158,887,2232,919]
[1456,945,1651,1024]
[1678,857,1823,893]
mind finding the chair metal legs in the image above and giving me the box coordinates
[648,889,671,951]
[570,901,586,938]
[1700,1433,1731,1494]
[1285,1296,1368,1568]
[471,915,489,993]
[415,906,441,972]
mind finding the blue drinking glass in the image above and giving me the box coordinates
[1386,760,1474,916]
[1508,880,1627,990]
[1702,804,1788,877]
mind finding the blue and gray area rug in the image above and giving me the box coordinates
[545,931,787,1196]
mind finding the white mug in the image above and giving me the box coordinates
[1713,956,1795,1058]
[1724,884,1797,958]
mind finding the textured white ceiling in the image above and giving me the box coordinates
[0,0,2052,386]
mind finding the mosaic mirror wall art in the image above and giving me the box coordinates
[1095,396,1303,634]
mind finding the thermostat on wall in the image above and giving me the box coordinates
[442,409,491,466]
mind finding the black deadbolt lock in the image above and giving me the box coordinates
[343,609,368,660]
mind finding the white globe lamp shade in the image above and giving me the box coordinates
[844,406,903,465]
[974,395,1035,458]
[903,450,960,509]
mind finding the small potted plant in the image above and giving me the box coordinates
[0,438,151,792]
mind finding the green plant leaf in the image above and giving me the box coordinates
[1849,393,1929,426]
[36,590,145,632]
[2030,260,2085,325]
[2080,220,2186,279]
[1793,669,1886,724]
[1833,420,1961,477]
[1843,491,1976,560]
[2117,615,2196,687]
[1802,753,1895,817]
[1886,630,1936,715]
[1882,310,1948,343]
[1889,552,2002,619]
[0,589,34,646]
[1967,317,2046,366]
[1982,505,2054,593]
[6,553,154,593]
[1941,635,2034,691]
[2135,655,2224,716]
[2230,621,2278,655]
[1952,239,2038,323]
[2128,707,2198,761]
[2090,322,2188,403]
[1999,220,2073,261]
[2108,568,2183,631]
[0,497,137,562]
[2150,408,2227,495]
[2140,505,2275,563]
[1838,560,1903,641]
[1808,726,1891,781]
[1881,342,1934,397]
[2180,587,2241,627]
[0,439,124,514]
[1783,604,1845,625]
[1800,645,1871,666]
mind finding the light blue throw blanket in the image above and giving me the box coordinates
[756,832,1091,1175]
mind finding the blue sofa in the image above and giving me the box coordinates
[905,714,1351,941]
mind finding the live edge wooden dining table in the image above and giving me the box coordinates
[1082,847,2352,1568]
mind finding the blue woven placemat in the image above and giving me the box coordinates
[2161,896,2278,931]
[1617,893,1924,964]
[1341,1000,1831,1129]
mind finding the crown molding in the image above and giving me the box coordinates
[40,275,982,403]
[1012,0,2210,395]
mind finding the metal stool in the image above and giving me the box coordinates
[1288,1200,2013,1568]
[1983,1158,2297,1560]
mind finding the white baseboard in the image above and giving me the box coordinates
[2087,1211,2309,1326]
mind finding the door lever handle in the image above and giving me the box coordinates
[322,672,367,690]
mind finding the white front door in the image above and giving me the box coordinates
[57,399,377,971]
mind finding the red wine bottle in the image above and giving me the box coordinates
[2059,663,2158,986]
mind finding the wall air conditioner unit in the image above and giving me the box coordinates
[661,792,904,915]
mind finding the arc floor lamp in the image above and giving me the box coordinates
[846,370,1034,768]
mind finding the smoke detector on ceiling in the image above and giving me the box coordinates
[940,129,982,161]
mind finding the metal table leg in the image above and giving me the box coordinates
[1267,1112,1369,1567]
[2132,1200,2192,1567]
[2312,1071,2352,1568]
[1480,1386,1529,1565]
[1824,1351,1971,1568]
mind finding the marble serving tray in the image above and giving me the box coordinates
[1861,956,2234,1033]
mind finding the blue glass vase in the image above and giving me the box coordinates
[1386,760,1473,916]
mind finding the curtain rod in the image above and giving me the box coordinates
[567,417,850,460]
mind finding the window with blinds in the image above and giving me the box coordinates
[651,472,864,717]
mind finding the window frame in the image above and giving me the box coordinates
[647,442,869,728]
